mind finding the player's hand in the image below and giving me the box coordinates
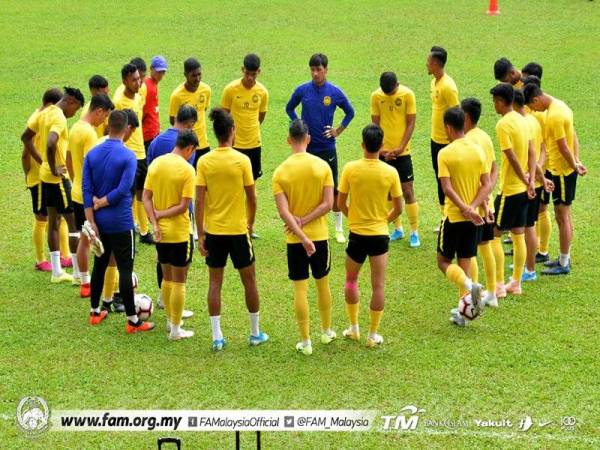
[198,235,208,256]
[154,209,162,220]
[576,162,587,176]
[92,196,101,211]
[153,227,162,243]
[247,223,254,236]
[302,238,316,257]
[90,222,100,238]
[485,209,495,224]
[323,126,339,139]
[380,150,389,160]
[463,207,484,225]
[52,165,67,177]
[527,183,536,200]
[543,177,555,193]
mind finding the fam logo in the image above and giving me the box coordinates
[394,98,402,107]
[252,94,259,103]
[198,94,206,104]
[381,405,425,431]
[322,96,332,106]
[16,396,49,436]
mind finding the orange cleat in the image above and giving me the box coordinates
[80,283,91,298]
[505,280,522,295]
[89,310,108,326]
[126,321,155,334]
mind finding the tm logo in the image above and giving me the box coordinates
[382,405,426,431]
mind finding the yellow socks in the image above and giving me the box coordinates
[479,243,497,294]
[161,280,174,322]
[369,309,383,335]
[537,209,552,254]
[315,276,332,332]
[102,265,117,300]
[406,202,419,233]
[511,232,526,284]
[345,302,359,326]
[469,257,479,284]
[33,218,47,263]
[491,237,505,284]
[136,199,149,235]
[170,282,185,326]
[59,217,71,258]
[446,264,467,289]
[132,199,139,224]
[293,279,310,340]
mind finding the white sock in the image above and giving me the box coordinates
[91,307,100,314]
[170,324,180,335]
[127,314,139,323]
[559,253,570,267]
[333,211,343,232]
[539,251,548,256]
[210,315,223,340]
[302,339,311,347]
[249,312,260,337]
[103,297,113,304]
[351,324,359,334]
[80,271,91,284]
[464,277,474,291]
[71,257,80,278]
[322,328,333,336]
[50,251,62,277]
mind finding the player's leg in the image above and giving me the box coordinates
[523,188,542,281]
[400,156,420,247]
[207,267,225,349]
[89,233,113,325]
[287,243,312,354]
[491,194,507,298]
[74,202,91,296]
[430,140,445,225]
[544,173,576,274]
[343,253,363,341]
[537,202,552,262]
[101,256,121,312]
[33,212,49,270]
[366,250,388,347]
[167,237,194,340]
[311,241,336,345]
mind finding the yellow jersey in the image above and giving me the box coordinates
[495,110,529,196]
[168,82,211,149]
[338,158,402,235]
[144,153,196,243]
[114,82,146,108]
[524,113,544,187]
[29,105,70,184]
[438,137,488,223]
[113,90,145,159]
[79,102,107,138]
[430,73,459,144]
[25,108,44,187]
[221,79,269,149]
[370,85,416,154]
[466,127,495,211]
[195,147,254,235]
[68,120,97,203]
[272,152,334,243]
[545,97,575,176]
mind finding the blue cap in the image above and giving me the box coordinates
[151,55,168,72]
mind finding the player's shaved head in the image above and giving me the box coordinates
[108,110,128,134]
[362,123,384,153]
[443,107,464,131]
[175,129,199,150]
[461,98,482,125]
[42,87,62,105]
[379,72,398,95]
[289,119,309,142]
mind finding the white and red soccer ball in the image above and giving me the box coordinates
[457,294,482,321]
[134,293,153,320]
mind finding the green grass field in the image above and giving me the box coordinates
[1,0,599,448]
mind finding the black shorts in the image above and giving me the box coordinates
[346,232,389,264]
[381,154,414,183]
[42,179,73,214]
[29,183,47,215]
[193,147,211,170]
[479,222,495,243]
[309,148,338,192]
[431,140,447,206]
[552,172,577,206]
[73,201,86,230]
[287,240,331,281]
[541,170,552,205]
[157,235,194,267]
[144,139,156,152]
[494,192,528,230]
[437,218,482,259]
[205,233,255,269]
[135,159,148,191]
[525,187,543,227]
[234,147,262,180]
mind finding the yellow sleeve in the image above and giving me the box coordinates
[221,86,232,110]
[182,166,195,199]
[406,90,417,115]
[242,157,254,186]
[370,92,380,116]
[49,110,67,136]
[551,113,567,141]
[195,160,207,186]
[168,91,180,118]
[324,164,334,187]
[338,164,350,194]
[272,168,283,195]
[83,131,97,156]
[259,88,269,113]
[437,151,450,178]
[390,171,402,197]
[443,83,459,107]
[27,112,39,133]
[478,149,488,175]
[496,121,513,151]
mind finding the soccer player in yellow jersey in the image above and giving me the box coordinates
[144,130,198,341]
[114,57,147,107]
[513,90,554,282]
[462,98,499,309]
[494,57,523,88]
[524,84,587,275]
[80,75,110,138]
[113,63,154,244]
[66,93,114,297]
[169,57,212,167]
[489,83,536,297]
[195,108,269,352]
[21,88,62,272]
[337,124,402,348]
[221,54,269,184]
[21,87,84,283]
[427,46,459,218]
[371,72,420,247]
[273,119,336,355]
[436,108,491,327]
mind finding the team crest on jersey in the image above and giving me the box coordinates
[323,96,332,106]
[199,94,205,104]
[252,94,259,103]
[395,98,402,106]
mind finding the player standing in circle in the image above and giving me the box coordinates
[286,53,355,244]
[195,108,269,352]
[142,55,168,150]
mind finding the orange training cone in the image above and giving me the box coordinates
[487,0,500,15]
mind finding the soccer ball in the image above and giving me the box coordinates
[457,294,482,321]
[134,293,153,320]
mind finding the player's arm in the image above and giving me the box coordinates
[46,131,63,177]
[285,88,302,121]
[194,185,207,255]
[299,186,334,226]
[387,195,402,223]
[142,188,160,241]
[155,197,192,219]
[574,129,580,162]
[471,172,492,211]
[66,150,74,180]
[326,91,355,138]
[21,146,31,177]
[393,113,417,157]
[258,111,267,124]
[274,193,315,256]
[557,137,586,176]
[337,191,349,217]
[82,157,99,235]
[21,128,42,165]
[96,156,137,210]
[245,184,257,235]
[258,90,268,124]
[440,177,483,225]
